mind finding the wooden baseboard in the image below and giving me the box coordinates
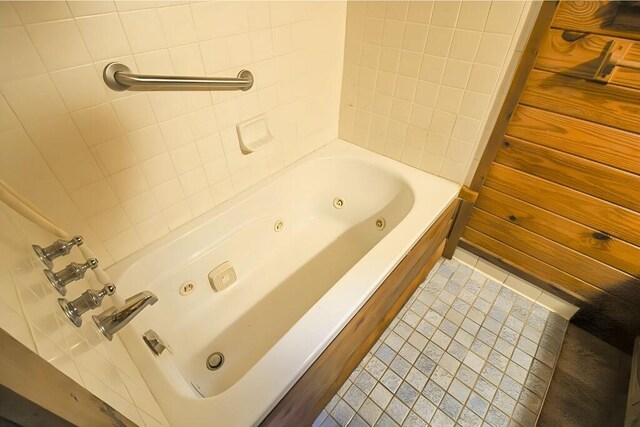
[261,200,458,426]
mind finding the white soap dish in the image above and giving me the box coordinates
[236,115,273,154]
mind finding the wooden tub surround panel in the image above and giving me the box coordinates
[446,0,640,351]
[262,198,459,426]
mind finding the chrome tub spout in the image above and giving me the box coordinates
[93,291,158,340]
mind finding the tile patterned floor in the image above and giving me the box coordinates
[314,258,569,427]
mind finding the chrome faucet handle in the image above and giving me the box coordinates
[58,283,116,327]
[143,329,169,356]
[44,258,99,296]
[32,235,83,268]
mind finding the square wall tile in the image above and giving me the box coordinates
[157,5,197,47]
[0,27,46,81]
[485,2,525,35]
[67,1,116,17]
[1,74,67,123]
[13,1,71,24]
[76,13,131,61]
[51,65,108,112]
[0,2,22,28]
[457,2,491,31]
[339,0,533,185]
[120,9,166,53]
[27,20,91,71]
[72,103,124,145]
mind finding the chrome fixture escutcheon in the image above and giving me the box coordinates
[32,235,83,268]
[58,283,116,327]
[44,258,99,296]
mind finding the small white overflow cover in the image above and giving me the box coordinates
[208,261,237,292]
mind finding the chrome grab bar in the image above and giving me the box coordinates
[103,62,254,92]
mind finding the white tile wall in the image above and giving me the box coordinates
[0,1,346,424]
[0,0,346,265]
[339,1,536,184]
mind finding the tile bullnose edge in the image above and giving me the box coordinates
[452,247,579,320]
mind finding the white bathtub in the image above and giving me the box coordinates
[108,139,459,426]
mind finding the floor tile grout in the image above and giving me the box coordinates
[315,257,569,427]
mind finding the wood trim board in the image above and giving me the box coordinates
[0,328,136,427]
[443,1,560,259]
[468,2,561,191]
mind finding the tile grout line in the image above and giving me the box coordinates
[318,256,570,427]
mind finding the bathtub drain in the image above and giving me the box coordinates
[333,197,344,209]
[206,352,225,371]
[375,218,386,230]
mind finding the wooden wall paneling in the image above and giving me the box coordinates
[552,1,640,41]
[614,45,640,87]
[521,69,640,133]
[475,187,640,277]
[520,69,640,134]
[494,136,640,213]
[506,105,640,175]
[536,29,640,88]
[442,0,560,258]
[458,236,639,352]
[448,0,640,349]
[484,164,640,248]
[467,208,640,302]
[262,200,458,426]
